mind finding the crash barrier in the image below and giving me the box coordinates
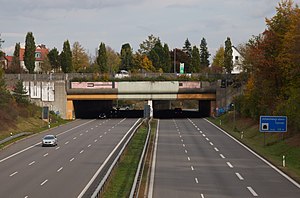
[79,118,143,198]
[0,132,33,146]
[129,118,152,198]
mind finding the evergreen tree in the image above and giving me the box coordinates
[0,67,11,105]
[10,43,22,73]
[191,46,201,73]
[13,80,28,104]
[182,38,192,57]
[120,43,133,71]
[97,42,108,73]
[24,32,36,73]
[199,38,210,67]
[48,48,60,72]
[163,44,172,72]
[224,37,233,73]
[60,40,73,73]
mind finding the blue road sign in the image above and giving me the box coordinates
[260,116,287,132]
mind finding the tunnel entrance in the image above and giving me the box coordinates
[73,100,113,119]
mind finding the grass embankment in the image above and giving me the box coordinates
[208,113,300,183]
[102,121,148,198]
[0,104,68,149]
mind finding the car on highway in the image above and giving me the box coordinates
[98,113,107,119]
[42,135,57,147]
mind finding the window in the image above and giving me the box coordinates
[235,56,239,61]
[35,52,41,58]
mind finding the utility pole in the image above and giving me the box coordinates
[174,48,176,73]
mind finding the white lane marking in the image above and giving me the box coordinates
[112,126,114,129]
[80,133,83,136]
[206,138,209,141]
[95,126,98,128]
[108,129,111,132]
[181,139,184,142]
[235,172,244,180]
[100,135,103,138]
[201,194,205,198]
[214,147,219,152]
[227,162,234,168]
[0,120,95,164]
[183,144,186,147]
[91,128,93,130]
[187,157,191,161]
[73,137,77,140]
[65,141,69,145]
[28,161,35,166]
[70,157,75,162]
[55,146,60,150]
[185,149,188,153]
[40,179,48,186]
[86,130,89,133]
[220,154,226,159]
[88,144,91,148]
[10,171,18,177]
[209,142,214,146]
[204,118,300,189]
[43,153,49,157]
[94,139,98,142]
[25,196,28,198]
[195,178,199,184]
[80,150,84,154]
[104,132,107,135]
[57,167,63,172]
[247,187,258,197]
[179,135,182,138]
[191,166,194,171]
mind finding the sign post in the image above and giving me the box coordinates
[260,116,287,146]
[180,63,184,74]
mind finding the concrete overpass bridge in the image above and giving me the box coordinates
[4,74,218,120]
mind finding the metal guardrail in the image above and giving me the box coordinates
[129,118,152,198]
[0,132,33,145]
[78,118,143,198]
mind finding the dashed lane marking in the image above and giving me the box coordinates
[28,161,35,166]
[40,179,48,186]
[220,154,226,159]
[227,162,234,168]
[57,167,63,172]
[247,187,258,197]
[235,172,244,180]
[10,172,18,177]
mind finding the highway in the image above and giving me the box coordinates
[150,118,300,198]
[0,118,139,198]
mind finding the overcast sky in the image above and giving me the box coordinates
[1,0,299,57]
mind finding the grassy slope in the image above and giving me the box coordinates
[208,112,300,183]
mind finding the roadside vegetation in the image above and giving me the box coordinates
[102,121,148,198]
[209,113,300,183]
[0,68,66,148]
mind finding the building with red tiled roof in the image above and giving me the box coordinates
[5,44,49,73]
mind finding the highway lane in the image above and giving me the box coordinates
[150,118,300,198]
[0,118,139,198]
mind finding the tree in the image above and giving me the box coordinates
[40,54,52,73]
[72,42,89,72]
[0,33,4,49]
[138,34,159,55]
[224,37,233,73]
[97,42,108,73]
[190,46,201,73]
[199,38,210,67]
[163,44,172,72]
[106,46,121,73]
[133,53,155,72]
[24,32,36,73]
[12,80,28,104]
[120,43,133,71]
[182,38,192,57]
[0,67,11,105]
[171,48,190,73]
[212,46,224,73]
[8,43,22,73]
[60,40,73,73]
[48,48,60,72]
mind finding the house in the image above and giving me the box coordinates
[5,44,49,73]
[231,46,243,74]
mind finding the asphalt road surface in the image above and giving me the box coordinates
[0,118,139,198]
[150,118,300,198]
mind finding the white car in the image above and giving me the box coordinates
[115,70,130,78]
[42,135,57,147]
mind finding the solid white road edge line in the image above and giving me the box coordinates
[204,118,300,189]
[148,119,160,198]
[0,119,95,163]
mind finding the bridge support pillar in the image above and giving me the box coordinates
[148,100,153,117]
[198,100,211,117]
